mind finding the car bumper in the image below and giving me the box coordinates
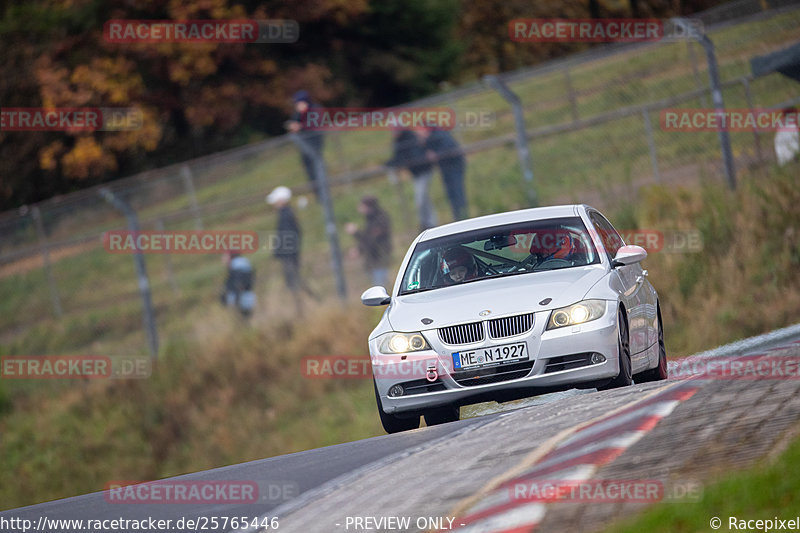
[371,302,619,414]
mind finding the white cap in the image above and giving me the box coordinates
[266,186,292,205]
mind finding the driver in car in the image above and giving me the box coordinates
[441,247,479,284]
[531,230,578,263]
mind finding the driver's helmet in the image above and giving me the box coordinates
[537,230,575,259]
[441,247,478,283]
[552,232,575,259]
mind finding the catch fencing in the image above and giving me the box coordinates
[1,0,798,356]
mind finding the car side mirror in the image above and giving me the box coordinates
[361,286,391,306]
[611,245,648,267]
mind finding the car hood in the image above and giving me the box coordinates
[388,265,608,331]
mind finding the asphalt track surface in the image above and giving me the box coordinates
[0,415,502,531]
[3,323,800,533]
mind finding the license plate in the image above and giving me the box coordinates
[452,342,528,370]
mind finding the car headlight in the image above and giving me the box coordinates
[547,300,606,330]
[378,332,431,354]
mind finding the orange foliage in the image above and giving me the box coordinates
[61,136,118,179]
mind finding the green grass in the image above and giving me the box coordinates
[609,430,800,533]
[1,164,798,510]
[1,11,797,383]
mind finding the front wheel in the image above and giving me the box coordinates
[424,405,460,426]
[636,305,668,383]
[374,381,420,434]
[598,311,633,390]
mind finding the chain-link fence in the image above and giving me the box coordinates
[1,0,799,357]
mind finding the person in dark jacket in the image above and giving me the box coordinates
[221,251,255,318]
[266,185,315,314]
[345,195,393,287]
[423,127,468,220]
[386,129,437,231]
[286,90,325,200]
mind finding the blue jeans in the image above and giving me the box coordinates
[371,268,390,287]
[412,171,437,230]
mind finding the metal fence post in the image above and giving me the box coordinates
[687,41,709,107]
[155,219,180,296]
[29,206,63,318]
[483,75,537,207]
[386,167,415,235]
[331,132,352,176]
[99,188,159,359]
[642,109,662,183]
[564,68,580,123]
[741,77,765,165]
[675,18,736,190]
[181,165,204,230]
[291,134,347,300]
[443,83,465,144]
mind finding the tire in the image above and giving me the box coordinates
[636,305,668,383]
[424,405,460,426]
[598,310,633,390]
[373,381,420,434]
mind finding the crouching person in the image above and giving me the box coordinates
[221,251,256,318]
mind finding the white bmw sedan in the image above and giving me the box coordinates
[361,204,668,433]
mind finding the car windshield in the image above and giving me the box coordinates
[399,217,600,295]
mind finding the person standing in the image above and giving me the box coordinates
[285,90,325,200]
[345,195,393,287]
[266,186,315,314]
[386,129,437,231]
[423,127,468,220]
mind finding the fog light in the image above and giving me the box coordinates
[591,353,606,364]
[388,384,405,397]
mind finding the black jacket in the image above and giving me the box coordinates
[354,208,392,269]
[274,205,301,258]
[424,130,465,168]
[386,130,432,177]
[291,105,325,153]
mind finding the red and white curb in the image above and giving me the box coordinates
[452,382,699,533]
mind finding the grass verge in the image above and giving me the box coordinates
[1,164,798,509]
[608,428,800,533]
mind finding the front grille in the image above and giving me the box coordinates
[488,313,534,339]
[453,361,535,386]
[438,321,485,345]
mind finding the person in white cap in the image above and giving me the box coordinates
[266,186,315,314]
[775,107,799,166]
